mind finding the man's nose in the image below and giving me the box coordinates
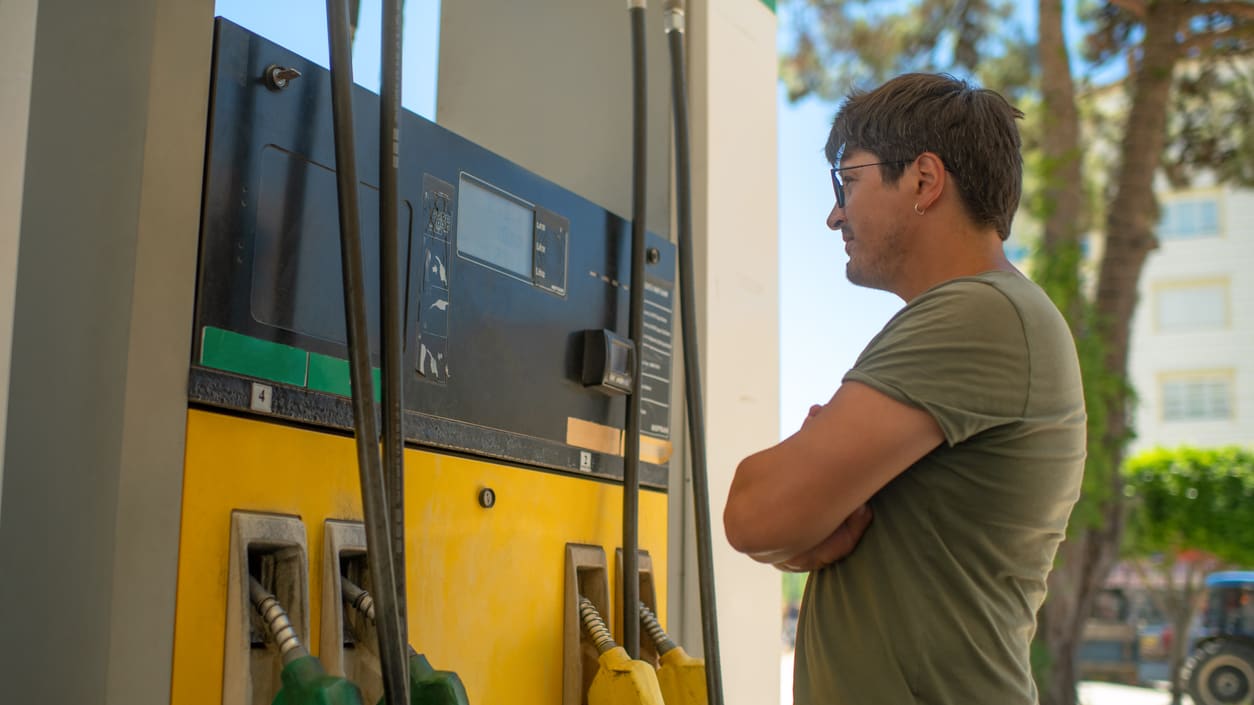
[827,201,845,231]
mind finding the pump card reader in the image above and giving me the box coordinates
[582,330,634,396]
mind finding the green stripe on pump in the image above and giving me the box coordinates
[200,326,308,387]
[308,352,382,399]
[760,0,776,11]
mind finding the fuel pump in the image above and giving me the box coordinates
[170,3,701,704]
[176,13,677,702]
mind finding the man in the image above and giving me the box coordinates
[724,73,1086,704]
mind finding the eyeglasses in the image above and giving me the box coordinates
[830,160,910,209]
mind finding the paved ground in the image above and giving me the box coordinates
[1078,681,1193,705]
[779,651,1192,704]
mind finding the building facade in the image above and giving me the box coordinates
[1127,184,1254,453]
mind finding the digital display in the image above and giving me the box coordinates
[457,175,534,279]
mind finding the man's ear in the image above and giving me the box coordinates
[913,151,946,211]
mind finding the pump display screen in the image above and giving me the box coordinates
[457,175,534,279]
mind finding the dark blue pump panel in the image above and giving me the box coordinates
[192,19,675,488]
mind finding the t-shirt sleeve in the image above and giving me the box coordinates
[843,281,1030,446]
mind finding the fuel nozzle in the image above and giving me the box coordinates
[638,602,676,655]
[639,602,706,705]
[577,597,664,705]
[250,576,308,664]
[342,575,376,622]
[339,577,471,705]
[250,576,365,705]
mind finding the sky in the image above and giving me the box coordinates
[214,0,442,120]
[775,87,903,437]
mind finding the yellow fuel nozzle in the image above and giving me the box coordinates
[578,597,665,705]
[640,602,707,705]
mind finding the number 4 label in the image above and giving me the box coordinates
[251,382,273,413]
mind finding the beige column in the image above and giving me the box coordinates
[0,0,39,516]
[0,1,211,701]
[676,1,782,702]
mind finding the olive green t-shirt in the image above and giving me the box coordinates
[794,271,1086,705]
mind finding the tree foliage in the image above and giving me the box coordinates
[1079,1,1254,197]
[1124,446,1254,564]
[783,1,1254,189]
[782,572,806,605]
[1121,446,1254,704]
[780,0,1034,102]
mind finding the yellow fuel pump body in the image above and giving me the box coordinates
[172,410,668,703]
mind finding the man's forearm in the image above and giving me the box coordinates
[763,504,874,571]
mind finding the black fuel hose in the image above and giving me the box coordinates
[378,0,408,653]
[325,1,409,703]
[623,0,649,661]
[664,2,724,702]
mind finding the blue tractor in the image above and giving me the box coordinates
[1182,572,1254,705]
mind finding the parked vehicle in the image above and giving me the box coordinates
[1079,588,1140,685]
[1139,621,1173,662]
[1181,571,1254,705]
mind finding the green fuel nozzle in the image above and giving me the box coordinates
[272,655,368,705]
[249,576,365,705]
[340,577,471,705]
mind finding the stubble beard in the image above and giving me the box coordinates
[845,223,905,292]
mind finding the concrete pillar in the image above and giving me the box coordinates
[0,1,211,702]
[0,0,39,518]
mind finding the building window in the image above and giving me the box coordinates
[1158,198,1220,240]
[1162,374,1234,421]
[1155,280,1229,332]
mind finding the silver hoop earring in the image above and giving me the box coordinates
[914,202,926,216]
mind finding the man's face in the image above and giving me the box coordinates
[827,151,912,291]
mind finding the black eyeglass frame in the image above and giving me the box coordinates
[829,159,910,209]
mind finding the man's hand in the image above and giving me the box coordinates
[774,403,872,572]
[724,381,941,563]
[773,504,873,573]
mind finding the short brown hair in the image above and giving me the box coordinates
[825,73,1024,240]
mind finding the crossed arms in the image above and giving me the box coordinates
[723,380,944,570]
